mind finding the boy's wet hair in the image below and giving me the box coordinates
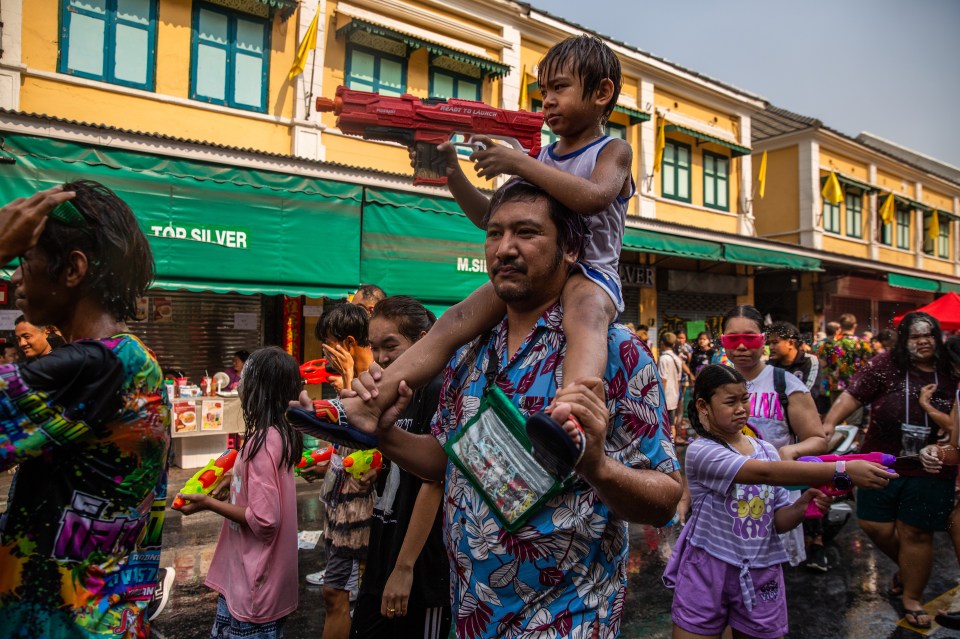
[538,34,622,123]
[317,301,370,346]
[36,180,154,322]
[768,321,801,344]
[483,179,587,261]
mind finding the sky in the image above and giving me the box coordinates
[531,0,960,169]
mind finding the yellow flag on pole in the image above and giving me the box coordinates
[519,66,529,109]
[288,9,320,80]
[930,210,940,240]
[653,116,666,173]
[821,171,843,206]
[757,150,768,199]
[879,193,895,225]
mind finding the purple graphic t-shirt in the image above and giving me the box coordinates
[685,437,792,569]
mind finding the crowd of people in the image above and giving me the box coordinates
[1,31,959,639]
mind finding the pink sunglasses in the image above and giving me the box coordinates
[721,334,766,351]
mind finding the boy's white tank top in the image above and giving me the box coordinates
[537,136,634,279]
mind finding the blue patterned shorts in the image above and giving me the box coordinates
[211,595,287,639]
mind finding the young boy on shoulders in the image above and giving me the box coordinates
[295,35,634,470]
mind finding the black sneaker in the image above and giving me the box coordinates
[147,566,176,621]
[805,544,830,573]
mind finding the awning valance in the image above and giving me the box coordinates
[360,188,488,305]
[251,0,298,20]
[336,19,510,78]
[622,228,722,260]
[889,273,940,293]
[664,124,751,157]
[0,133,362,297]
[828,172,877,194]
[613,104,651,124]
[722,244,821,271]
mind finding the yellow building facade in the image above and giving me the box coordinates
[752,106,960,332]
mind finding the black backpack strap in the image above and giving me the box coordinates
[773,366,793,436]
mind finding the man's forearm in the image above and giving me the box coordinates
[377,426,448,482]
[581,459,682,526]
[822,391,862,435]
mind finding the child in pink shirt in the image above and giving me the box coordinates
[177,346,302,637]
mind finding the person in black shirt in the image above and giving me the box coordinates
[350,296,450,639]
[690,331,716,377]
[768,321,829,416]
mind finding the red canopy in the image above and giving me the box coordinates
[893,291,960,331]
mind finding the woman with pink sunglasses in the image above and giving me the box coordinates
[719,305,828,566]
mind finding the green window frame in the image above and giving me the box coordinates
[662,140,691,202]
[879,218,893,246]
[702,151,729,211]
[190,3,270,112]
[531,99,558,148]
[429,68,480,101]
[605,122,627,140]
[822,199,841,234]
[896,208,911,250]
[938,216,951,259]
[59,0,158,90]
[345,44,406,97]
[845,192,863,238]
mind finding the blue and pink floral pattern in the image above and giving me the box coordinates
[433,302,678,639]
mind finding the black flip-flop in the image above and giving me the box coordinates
[526,411,585,480]
[903,608,931,630]
[935,610,960,630]
[286,399,379,449]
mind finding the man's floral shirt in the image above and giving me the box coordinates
[815,335,874,395]
[432,302,679,639]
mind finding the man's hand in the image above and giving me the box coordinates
[347,362,414,434]
[428,142,463,180]
[381,564,413,619]
[0,186,75,263]
[549,378,609,476]
[469,136,524,181]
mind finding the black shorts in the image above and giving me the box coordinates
[856,475,955,531]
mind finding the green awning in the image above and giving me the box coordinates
[940,281,960,294]
[360,188,487,305]
[888,273,940,293]
[722,244,821,271]
[337,19,510,78]
[0,133,363,297]
[829,172,877,194]
[622,228,722,260]
[934,209,960,222]
[894,194,931,211]
[613,105,651,124]
[664,124,751,157]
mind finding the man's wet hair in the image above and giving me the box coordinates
[355,284,386,302]
[316,301,370,347]
[483,180,587,261]
[35,180,154,321]
[768,321,801,344]
[538,34,622,123]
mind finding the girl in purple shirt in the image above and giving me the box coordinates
[666,365,894,639]
[177,347,303,638]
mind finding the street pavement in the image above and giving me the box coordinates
[3,466,960,638]
[143,466,960,639]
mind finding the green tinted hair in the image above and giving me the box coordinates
[538,34,622,122]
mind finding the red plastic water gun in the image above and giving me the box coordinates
[796,452,895,518]
[316,86,544,186]
[172,449,239,509]
[296,445,334,476]
[300,359,334,385]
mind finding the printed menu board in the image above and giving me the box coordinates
[201,399,224,431]
[173,400,197,433]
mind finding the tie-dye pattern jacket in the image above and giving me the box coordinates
[0,334,169,638]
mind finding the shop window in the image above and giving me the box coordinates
[662,140,691,202]
[703,151,729,211]
[895,208,911,250]
[822,199,840,234]
[191,3,269,112]
[59,0,158,90]
[844,192,862,238]
[345,44,406,96]
[938,216,951,259]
